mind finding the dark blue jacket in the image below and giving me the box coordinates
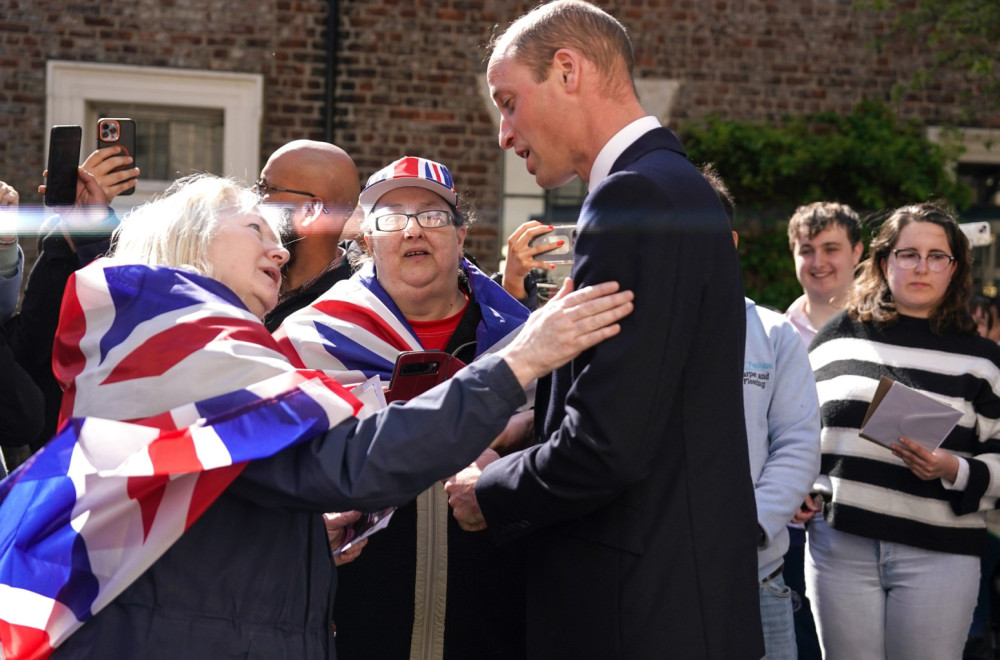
[51,355,525,659]
[476,127,764,659]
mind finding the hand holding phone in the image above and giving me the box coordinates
[792,492,822,524]
[44,125,82,207]
[82,146,139,202]
[97,118,137,196]
[527,224,577,264]
[331,508,396,558]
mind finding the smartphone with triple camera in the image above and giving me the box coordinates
[385,350,466,403]
[97,117,136,196]
[44,125,82,207]
[528,224,577,264]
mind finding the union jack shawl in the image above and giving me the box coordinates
[275,259,530,387]
[0,261,361,659]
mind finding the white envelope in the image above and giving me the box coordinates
[859,377,963,452]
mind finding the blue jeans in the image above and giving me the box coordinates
[969,530,1000,638]
[785,525,822,659]
[806,515,979,660]
[759,571,796,660]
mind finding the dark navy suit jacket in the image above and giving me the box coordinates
[477,127,764,659]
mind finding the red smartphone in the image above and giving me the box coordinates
[97,117,136,195]
[385,351,466,402]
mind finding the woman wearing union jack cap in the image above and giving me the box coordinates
[279,155,539,659]
[0,172,633,660]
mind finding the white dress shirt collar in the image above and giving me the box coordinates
[587,116,661,192]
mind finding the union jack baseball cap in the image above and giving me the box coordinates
[359,156,459,215]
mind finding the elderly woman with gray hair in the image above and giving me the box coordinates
[0,172,632,660]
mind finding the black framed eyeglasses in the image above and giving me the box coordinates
[253,178,318,200]
[890,249,956,273]
[373,210,455,232]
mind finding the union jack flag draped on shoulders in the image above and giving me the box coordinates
[274,259,530,386]
[0,260,361,660]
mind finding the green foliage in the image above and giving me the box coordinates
[680,100,972,310]
[856,0,1000,116]
[735,229,801,313]
[683,100,970,212]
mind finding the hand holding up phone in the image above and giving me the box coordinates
[527,223,576,264]
[507,221,575,271]
[44,125,82,207]
[39,152,125,211]
[40,132,139,206]
[97,118,137,196]
[502,221,577,300]
[82,146,139,201]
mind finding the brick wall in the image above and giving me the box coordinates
[335,0,512,263]
[338,0,997,267]
[1,0,330,206]
[621,0,978,125]
[1,0,996,272]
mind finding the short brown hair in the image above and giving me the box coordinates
[847,202,974,334]
[786,201,862,250]
[699,163,734,226]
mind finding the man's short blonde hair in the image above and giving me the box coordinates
[490,0,635,95]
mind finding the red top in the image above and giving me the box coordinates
[408,298,468,350]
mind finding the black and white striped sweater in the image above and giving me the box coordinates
[809,312,1000,556]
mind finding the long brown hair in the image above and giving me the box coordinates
[847,202,975,335]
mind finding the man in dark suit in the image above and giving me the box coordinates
[445,2,764,658]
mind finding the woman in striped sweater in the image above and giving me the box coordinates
[807,203,1000,660]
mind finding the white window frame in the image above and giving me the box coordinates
[927,126,1000,296]
[46,61,262,211]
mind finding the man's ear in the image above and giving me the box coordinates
[851,240,864,266]
[300,199,325,228]
[552,48,581,92]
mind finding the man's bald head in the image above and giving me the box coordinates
[261,140,359,215]
[259,140,360,282]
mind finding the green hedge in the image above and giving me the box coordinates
[679,100,971,310]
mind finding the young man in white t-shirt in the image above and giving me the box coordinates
[784,202,864,345]
[782,200,863,660]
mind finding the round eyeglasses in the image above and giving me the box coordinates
[890,249,955,273]
[373,210,455,232]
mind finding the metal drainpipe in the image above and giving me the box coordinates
[324,0,339,143]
